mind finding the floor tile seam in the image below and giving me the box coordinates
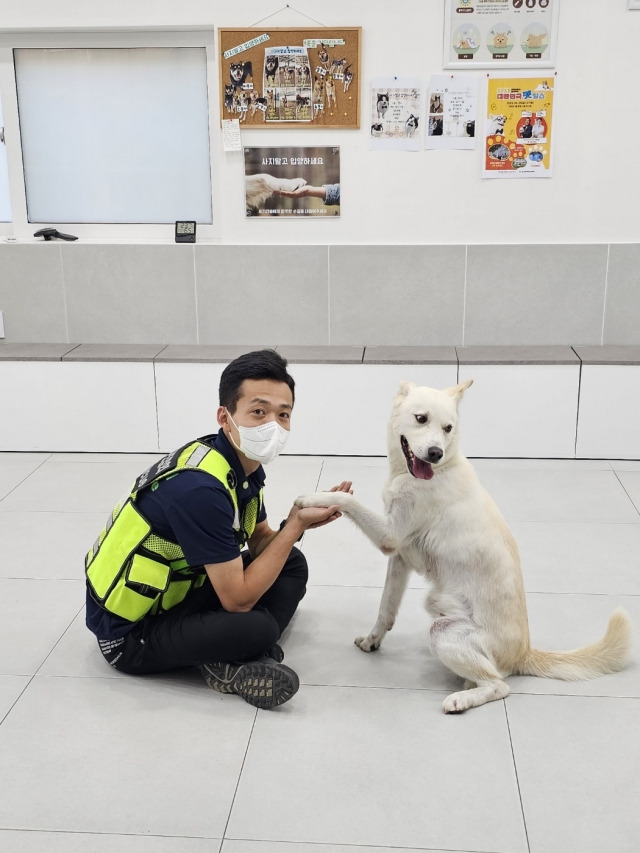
[297,682,455,696]
[220,709,258,845]
[0,827,222,841]
[525,590,640,598]
[0,576,84,584]
[0,456,53,505]
[503,702,532,853]
[507,689,640,701]
[524,589,640,597]
[611,469,640,518]
[220,835,488,853]
[0,672,37,728]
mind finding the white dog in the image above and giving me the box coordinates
[245,174,307,212]
[296,380,632,713]
[485,114,507,136]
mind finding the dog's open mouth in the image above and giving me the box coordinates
[400,435,434,480]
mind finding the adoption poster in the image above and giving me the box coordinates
[444,0,558,69]
[370,77,422,151]
[244,146,340,217]
[425,74,478,150]
[483,75,554,179]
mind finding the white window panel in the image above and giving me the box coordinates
[0,96,10,222]
[14,47,212,224]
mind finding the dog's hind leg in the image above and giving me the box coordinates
[430,619,510,713]
[355,554,411,652]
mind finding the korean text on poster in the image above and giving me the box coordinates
[425,74,478,150]
[444,0,558,69]
[483,75,554,179]
[244,146,340,217]
[370,78,421,151]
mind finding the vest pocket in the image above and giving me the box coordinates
[104,554,171,622]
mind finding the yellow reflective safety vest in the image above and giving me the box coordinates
[85,440,262,623]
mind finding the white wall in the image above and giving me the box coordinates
[0,0,637,245]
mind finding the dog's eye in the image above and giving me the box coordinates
[415,414,428,425]
[443,424,453,434]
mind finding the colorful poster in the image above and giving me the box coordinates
[244,146,340,217]
[483,75,554,179]
[370,77,422,151]
[425,74,478,150]
[444,0,558,69]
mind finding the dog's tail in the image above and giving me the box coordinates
[517,607,632,681]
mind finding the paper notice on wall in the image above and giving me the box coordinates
[425,75,478,150]
[370,77,422,151]
[222,119,242,151]
[483,74,554,179]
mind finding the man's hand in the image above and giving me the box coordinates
[285,503,341,533]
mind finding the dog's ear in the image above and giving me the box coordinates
[442,378,474,403]
[396,380,416,400]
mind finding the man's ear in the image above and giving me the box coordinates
[217,406,229,428]
[442,378,474,404]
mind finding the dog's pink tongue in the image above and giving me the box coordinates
[412,457,434,480]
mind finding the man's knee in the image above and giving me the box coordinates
[283,546,309,583]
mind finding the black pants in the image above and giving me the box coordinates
[97,548,308,675]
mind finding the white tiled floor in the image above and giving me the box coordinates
[1,451,639,853]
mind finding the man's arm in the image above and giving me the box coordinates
[205,503,339,613]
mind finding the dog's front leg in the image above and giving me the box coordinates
[295,492,398,554]
[355,554,411,651]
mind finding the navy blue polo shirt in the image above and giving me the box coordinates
[85,429,267,640]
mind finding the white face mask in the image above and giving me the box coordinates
[226,410,289,465]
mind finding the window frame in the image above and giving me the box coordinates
[0,28,220,242]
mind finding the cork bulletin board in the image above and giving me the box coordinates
[219,27,361,129]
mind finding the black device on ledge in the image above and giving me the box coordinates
[175,221,196,243]
[34,228,78,241]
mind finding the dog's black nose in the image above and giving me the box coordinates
[427,447,443,463]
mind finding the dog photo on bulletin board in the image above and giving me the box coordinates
[219,27,360,129]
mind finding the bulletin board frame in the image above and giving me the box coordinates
[218,27,361,129]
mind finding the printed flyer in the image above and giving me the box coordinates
[244,146,340,217]
[444,0,558,69]
[425,74,478,150]
[483,75,554,179]
[370,77,422,151]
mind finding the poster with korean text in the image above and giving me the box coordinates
[483,75,554,178]
[219,28,360,129]
[444,0,558,69]
[370,78,422,151]
[244,146,340,217]
[425,74,478,150]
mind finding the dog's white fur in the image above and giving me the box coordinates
[296,380,632,713]
[245,174,307,211]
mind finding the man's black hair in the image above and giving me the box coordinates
[219,349,295,413]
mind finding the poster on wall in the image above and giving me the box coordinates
[483,75,554,179]
[444,0,558,69]
[630,1,640,8]
[425,74,478,150]
[219,28,360,129]
[370,77,421,151]
[244,146,340,217]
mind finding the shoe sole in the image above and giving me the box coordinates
[203,661,299,709]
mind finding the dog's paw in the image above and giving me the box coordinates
[294,492,335,509]
[295,492,347,510]
[354,635,381,652]
[442,690,471,714]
